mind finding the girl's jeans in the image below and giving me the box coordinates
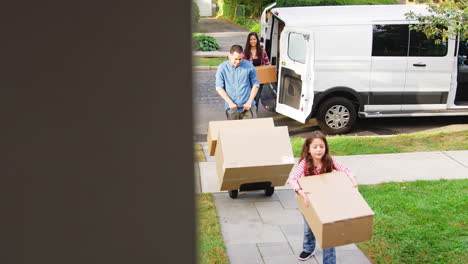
[303,216,336,264]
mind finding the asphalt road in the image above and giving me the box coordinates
[193,69,468,141]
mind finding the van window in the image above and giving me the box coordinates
[288,33,307,63]
[372,25,409,56]
[409,30,448,56]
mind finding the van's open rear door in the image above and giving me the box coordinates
[260,2,276,46]
[276,29,314,123]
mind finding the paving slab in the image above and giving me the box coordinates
[199,161,219,193]
[332,155,374,185]
[263,254,318,264]
[194,162,201,194]
[226,243,264,264]
[289,239,305,256]
[443,150,468,168]
[221,222,287,245]
[361,151,468,184]
[213,193,288,245]
[275,189,298,209]
[255,201,303,225]
[280,224,304,244]
[257,242,294,258]
[214,201,263,225]
[335,244,372,264]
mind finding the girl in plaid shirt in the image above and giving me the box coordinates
[288,131,358,263]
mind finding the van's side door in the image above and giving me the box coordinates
[404,31,454,110]
[276,29,313,123]
[369,24,409,112]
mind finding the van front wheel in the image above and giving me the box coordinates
[317,97,356,135]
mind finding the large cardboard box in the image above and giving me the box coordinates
[255,65,277,84]
[215,126,294,191]
[296,172,374,248]
[207,118,274,156]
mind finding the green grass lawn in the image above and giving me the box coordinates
[194,57,227,67]
[290,130,468,157]
[197,193,229,264]
[358,179,468,264]
[194,143,206,162]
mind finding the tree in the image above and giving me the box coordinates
[405,0,467,44]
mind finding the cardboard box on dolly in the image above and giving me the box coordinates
[207,118,274,156]
[214,126,294,198]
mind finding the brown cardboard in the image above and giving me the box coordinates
[215,126,294,191]
[207,118,274,156]
[255,65,277,84]
[296,171,374,248]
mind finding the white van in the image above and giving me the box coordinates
[260,4,468,134]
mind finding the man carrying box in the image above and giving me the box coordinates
[215,45,260,120]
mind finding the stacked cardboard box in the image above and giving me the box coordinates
[207,118,274,156]
[296,171,374,248]
[207,118,294,191]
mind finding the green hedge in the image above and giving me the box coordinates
[216,0,276,19]
[276,0,398,6]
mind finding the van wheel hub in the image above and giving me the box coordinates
[325,105,350,129]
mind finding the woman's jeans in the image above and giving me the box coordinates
[253,84,264,113]
[303,216,336,264]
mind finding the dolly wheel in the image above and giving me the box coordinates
[265,186,275,196]
[228,190,238,199]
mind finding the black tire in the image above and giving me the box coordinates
[316,97,356,135]
[264,186,275,196]
[228,190,238,199]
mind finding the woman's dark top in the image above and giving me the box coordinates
[252,58,261,66]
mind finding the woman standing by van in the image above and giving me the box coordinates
[243,32,270,66]
[243,32,270,113]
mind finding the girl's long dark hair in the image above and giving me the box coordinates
[299,131,334,176]
[244,32,262,60]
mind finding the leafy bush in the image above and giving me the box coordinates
[244,21,261,33]
[217,0,238,18]
[193,1,200,28]
[234,16,246,25]
[193,34,220,51]
[216,0,276,19]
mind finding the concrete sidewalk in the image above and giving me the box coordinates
[195,142,468,264]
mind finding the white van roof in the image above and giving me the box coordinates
[271,4,431,26]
